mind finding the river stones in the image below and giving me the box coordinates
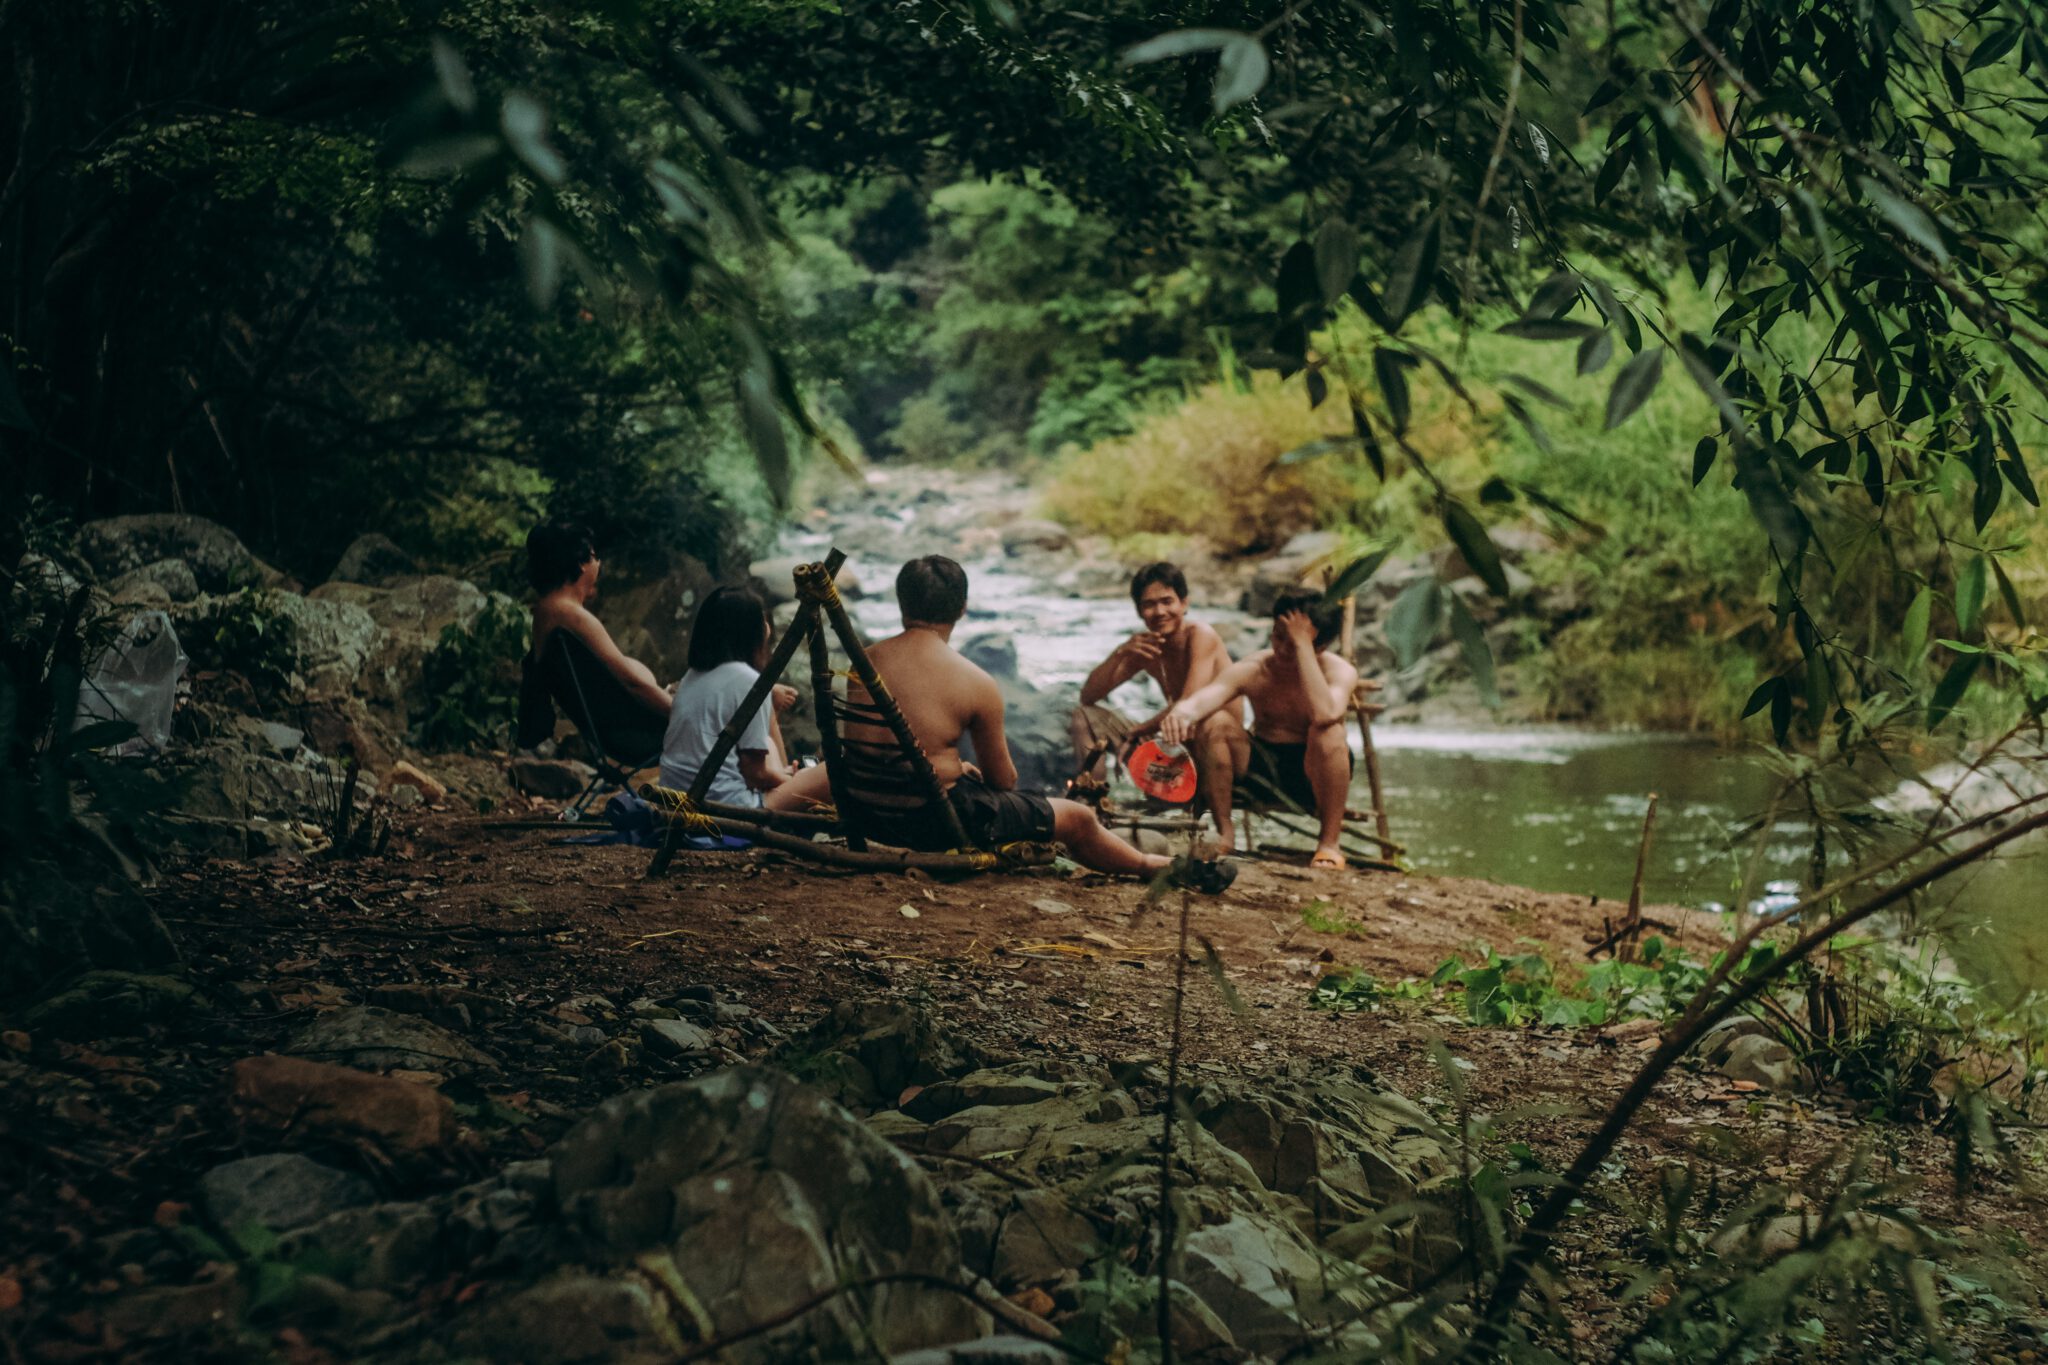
[549,1066,987,1361]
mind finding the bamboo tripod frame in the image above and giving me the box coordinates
[648,548,1014,875]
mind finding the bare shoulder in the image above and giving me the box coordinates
[1320,650,1360,687]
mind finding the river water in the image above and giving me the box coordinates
[779,469,2048,1001]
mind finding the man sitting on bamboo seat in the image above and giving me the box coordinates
[1159,589,1359,870]
[1068,561,1240,792]
[770,556,1223,884]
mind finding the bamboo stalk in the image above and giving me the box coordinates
[807,564,972,851]
[1619,792,1659,962]
[809,611,867,851]
[678,811,1052,872]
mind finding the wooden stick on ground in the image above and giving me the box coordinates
[1619,792,1660,962]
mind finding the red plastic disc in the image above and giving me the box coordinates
[1126,739,1198,804]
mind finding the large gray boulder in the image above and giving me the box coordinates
[958,634,1072,794]
[309,575,518,723]
[78,513,282,594]
[107,558,200,606]
[287,1005,499,1077]
[545,1067,987,1362]
[327,533,418,586]
[199,1154,374,1239]
[600,555,720,682]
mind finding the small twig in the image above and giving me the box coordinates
[1620,793,1660,962]
[1461,0,1527,294]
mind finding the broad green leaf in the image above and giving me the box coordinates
[1992,556,2027,628]
[1350,398,1386,481]
[1740,676,1781,719]
[1928,653,1982,728]
[1576,331,1613,376]
[1956,555,1988,636]
[1496,319,1602,342]
[1692,437,1717,487]
[1382,216,1440,327]
[1966,25,2021,72]
[1443,500,1510,597]
[1213,34,1271,112]
[1901,586,1932,662]
[1501,373,1570,409]
[1502,395,1554,454]
[519,217,564,309]
[501,93,567,184]
[1374,347,1415,433]
[2002,456,2039,507]
[737,361,790,505]
[1324,549,1391,605]
[1314,219,1359,304]
[1386,577,1445,670]
[1448,594,1500,708]
[430,35,477,114]
[1121,28,1236,64]
[1857,176,1948,264]
[1276,240,1319,317]
[1604,346,1665,429]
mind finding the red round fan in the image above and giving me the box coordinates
[1126,739,1198,804]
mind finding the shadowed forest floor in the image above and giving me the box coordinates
[5,813,2046,1360]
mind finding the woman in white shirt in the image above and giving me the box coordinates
[659,587,797,806]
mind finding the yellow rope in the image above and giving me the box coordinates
[638,783,723,838]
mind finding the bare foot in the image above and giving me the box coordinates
[1311,846,1346,870]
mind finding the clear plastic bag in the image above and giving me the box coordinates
[74,610,187,754]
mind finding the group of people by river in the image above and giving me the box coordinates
[522,520,1364,885]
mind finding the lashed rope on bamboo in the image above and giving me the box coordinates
[639,783,724,838]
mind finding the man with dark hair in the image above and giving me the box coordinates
[1159,588,1359,869]
[1068,561,1237,786]
[525,519,670,719]
[772,557,1229,888]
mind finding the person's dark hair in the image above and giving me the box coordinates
[526,520,595,594]
[1129,561,1188,605]
[1272,588,1342,650]
[896,555,969,624]
[687,586,771,671]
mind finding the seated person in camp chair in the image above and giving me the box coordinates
[1159,589,1359,870]
[770,556,1231,889]
[1068,561,1239,794]
[659,586,798,807]
[519,520,671,761]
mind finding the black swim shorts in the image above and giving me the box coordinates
[1236,735,1352,813]
[852,774,1056,852]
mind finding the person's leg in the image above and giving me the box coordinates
[1050,797,1171,876]
[1192,710,1251,852]
[1304,720,1351,868]
[765,762,833,812]
[767,710,790,769]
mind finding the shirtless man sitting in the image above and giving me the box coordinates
[1069,562,1239,787]
[1159,589,1360,869]
[772,556,1229,886]
[521,520,672,755]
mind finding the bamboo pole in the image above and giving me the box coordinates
[650,549,846,876]
[809,611,867,851]
[667,811,1053,873]
[804,563,973,851]
[1619,792,1660,962]
[1329,564,1394,848]
[684,548,847,808]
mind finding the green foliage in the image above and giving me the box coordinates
[1298,896,1365,936]
[183,590,300,691]
[414,598,530,753]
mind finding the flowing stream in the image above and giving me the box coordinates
[778,468,2048,1000]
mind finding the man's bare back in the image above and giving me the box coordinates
[846,627,1013,791]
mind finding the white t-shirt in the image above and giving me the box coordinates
[659,662,769,808]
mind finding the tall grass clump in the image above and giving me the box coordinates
[1039,374,1358,555]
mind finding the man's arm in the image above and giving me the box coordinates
[567,611,670,715]
[1277,613,1356,727]
[737,749,792,791]
[1079,634,1161,707]
[964,675,1019,790]
[1158,657,1259,744]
